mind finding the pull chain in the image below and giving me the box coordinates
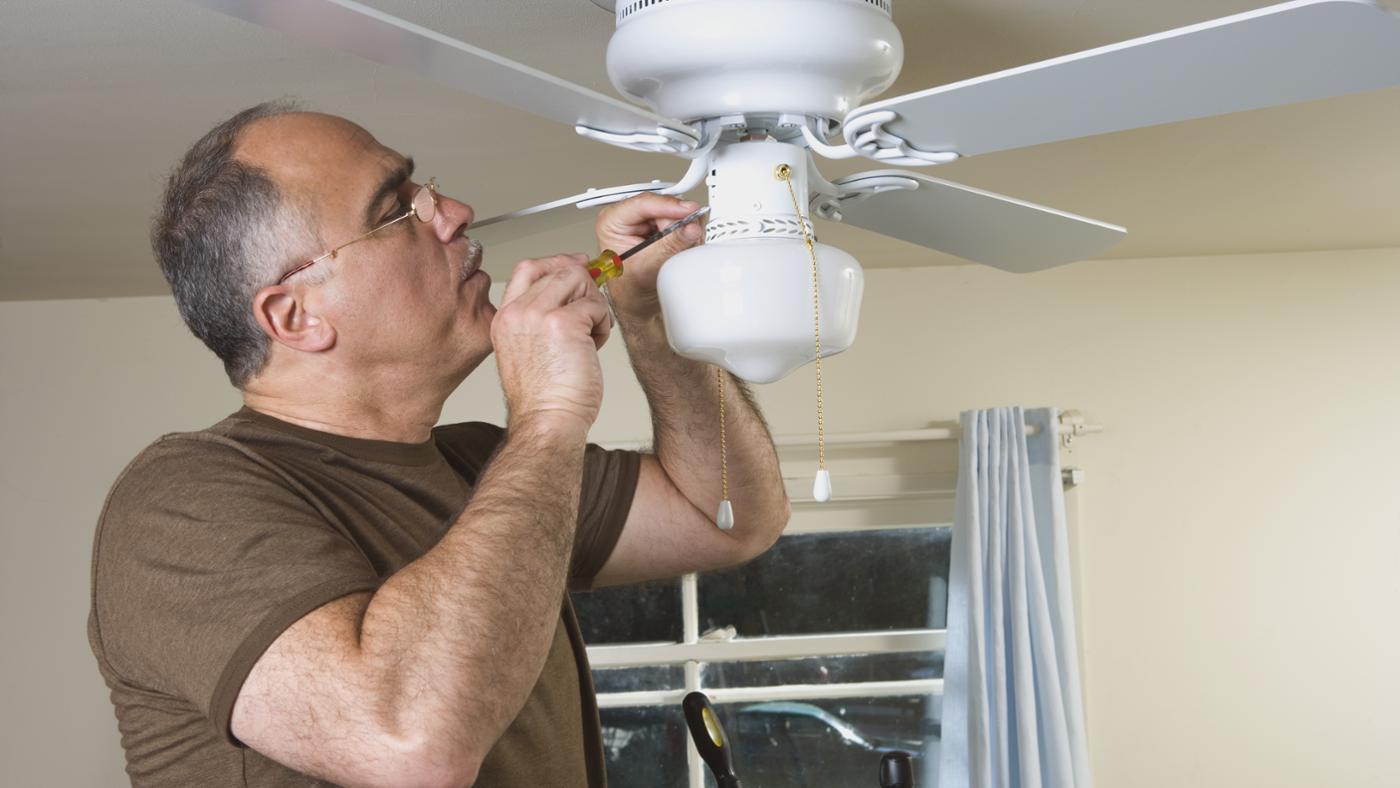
[715,365,734,529]
[776,163,832,503]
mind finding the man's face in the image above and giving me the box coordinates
[243,113,495,384]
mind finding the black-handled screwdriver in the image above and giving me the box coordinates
[879,750,915,787]
[682,691,742,788]
[587,205,709,286]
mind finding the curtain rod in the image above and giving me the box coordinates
[602,411,1102,452]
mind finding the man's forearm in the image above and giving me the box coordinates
[619,311,789,544]
[357,416,587,776]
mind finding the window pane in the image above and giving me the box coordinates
[700,652,943,689]
[599,705,690,788]
[704,695,941,788]
[592,665,686,694]
[697,527,950,636]
[572,578,682,644]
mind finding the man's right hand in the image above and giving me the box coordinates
[491,254,612,433]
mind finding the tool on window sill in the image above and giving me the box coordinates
[682,691,742,787]
[588,205,710,286]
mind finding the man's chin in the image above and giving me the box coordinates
[458,264,488,287]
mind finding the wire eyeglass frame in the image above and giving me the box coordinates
[277,177,439,285]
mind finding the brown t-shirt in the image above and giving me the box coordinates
[88,407,640,787]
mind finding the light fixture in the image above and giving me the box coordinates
[657,140,865,385]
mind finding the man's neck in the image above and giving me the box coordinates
[243,369,455,444]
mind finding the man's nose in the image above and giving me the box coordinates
[433,195,475,244]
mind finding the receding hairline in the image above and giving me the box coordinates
[218,110,420,278]
[232,110,370,152]
[225,111,390,242]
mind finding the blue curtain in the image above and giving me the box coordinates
[938,407,1091,788]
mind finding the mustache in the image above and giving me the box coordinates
[459,238,484,283]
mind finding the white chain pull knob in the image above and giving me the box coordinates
[716,499,735,530]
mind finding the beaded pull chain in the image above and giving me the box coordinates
[715,365,734,530]
[776,163,832,503]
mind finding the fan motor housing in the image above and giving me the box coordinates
[606,0,903,124]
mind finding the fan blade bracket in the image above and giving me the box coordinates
[811,197,843,222]
[472,145,715,244]
[800,124,864,161]
[468,181,678,249]
[842,111,962,166]
[811,173,921,222]
[575,181,672,209]
[802,111,962,166]
[575,122,701,155]
[834,173,923,203]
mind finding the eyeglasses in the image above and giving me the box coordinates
[278,177,440,284]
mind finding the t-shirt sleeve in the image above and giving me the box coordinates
[89,435,381,746]
[571,441,642,589]
[434,422,641,590]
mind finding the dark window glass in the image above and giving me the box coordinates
[572,578,682,644]
[599,705,690,788]
[592,665,686,694]
[697,528,951,637]
[704,695,941,788]
[700,651,943,689]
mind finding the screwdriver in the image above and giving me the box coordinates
[682,691,742,787]
[588,205,710,286]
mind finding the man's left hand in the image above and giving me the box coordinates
[594,193,705,321]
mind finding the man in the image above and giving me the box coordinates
[87,102,789,787]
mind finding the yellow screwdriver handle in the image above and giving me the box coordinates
[588,250,624,286]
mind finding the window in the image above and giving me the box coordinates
[573,436,956,787]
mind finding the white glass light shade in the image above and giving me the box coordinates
[657,239,864,384]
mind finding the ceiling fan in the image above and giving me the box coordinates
[187,0,1400,383]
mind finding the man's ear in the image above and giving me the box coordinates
[252,286,336,353]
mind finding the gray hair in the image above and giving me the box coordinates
[151,100,317,388]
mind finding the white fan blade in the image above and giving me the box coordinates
[828,171,1125,273]
[849,0,1400,160]
[188,0,696,146]
[469,182,673,248]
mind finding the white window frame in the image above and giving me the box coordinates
[590,419,1092,786]
[590,430,961,787]
[588,537,948,787]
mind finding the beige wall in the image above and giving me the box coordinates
[3,248,1398,786]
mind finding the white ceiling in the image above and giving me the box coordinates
[3,0,1398,301]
